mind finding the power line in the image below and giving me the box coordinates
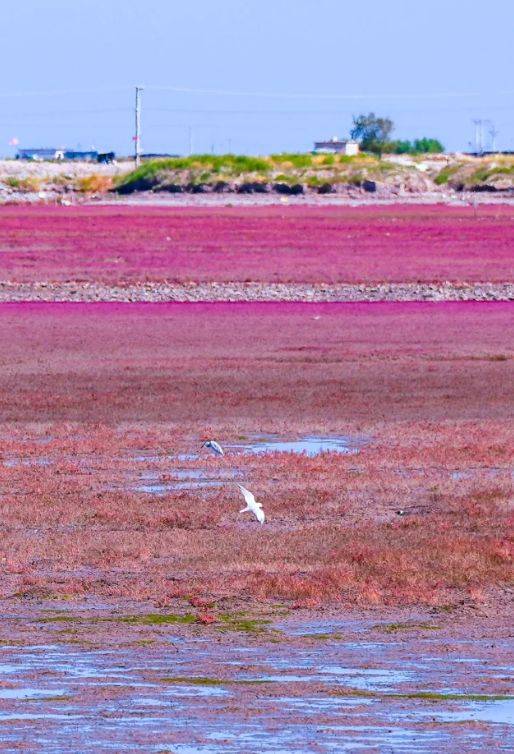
[1,83,511,102]
[143,104,514,115]
[0,87,129,98]
[146,84,514,101]
[0,107,131,119]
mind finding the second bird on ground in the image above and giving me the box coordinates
[202,440,225,456]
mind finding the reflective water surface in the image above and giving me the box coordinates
[0,610,511,753]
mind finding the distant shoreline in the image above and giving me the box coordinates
[2,191,514,207]
[1,153,514,205]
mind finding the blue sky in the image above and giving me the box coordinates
[0,0,512,156]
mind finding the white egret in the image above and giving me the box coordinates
[202,440,225,457]
[237,484,265,525]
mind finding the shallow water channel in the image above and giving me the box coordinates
[0,608,512,753]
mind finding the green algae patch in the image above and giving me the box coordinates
[374,622,440,634]
[37,609,276,634]
[301,632,343,641]
[331,687,374,698]
[392,691,514,702]
[0,639,26,647]
[41,695,74,703]
[161,675,271,687]
[331,688,514,702]
[39,614,81,623]
[217,612,275,634]
[161,676,226,687]
[119,613,197,626]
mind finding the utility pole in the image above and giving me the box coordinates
[472,119,484,155]
[134,86,143,166]
[188,125,193,156]
[487,121,499,153]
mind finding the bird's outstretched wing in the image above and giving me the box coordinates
[237,484,265,524]
[237,484,255,506]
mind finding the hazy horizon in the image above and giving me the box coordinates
[0,0,512,157]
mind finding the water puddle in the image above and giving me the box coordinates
[133,467,236,494]
[227,434,366,457]
[3,456,50,468]
[319,665,412,688]
[433,699,514,725]
[0,687,68,700]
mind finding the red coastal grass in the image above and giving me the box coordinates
[0,204,513,284]
[0,302,511,607]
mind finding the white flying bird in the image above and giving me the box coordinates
[202,440,225,457]
[237,484,265,525]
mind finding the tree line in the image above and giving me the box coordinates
[350,113,444,155]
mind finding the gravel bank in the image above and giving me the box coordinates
[0,281,512,302]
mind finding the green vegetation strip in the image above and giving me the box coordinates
[119,613,197,626]
[114,152,411,194]
[39,611,276,634]
[374,622,440,633]
[332,688,514,702]
[161,676,270,686]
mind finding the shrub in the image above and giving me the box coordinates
[77,174,113,193]
[390,138,444,155]
[6,176,42,192]
[270,153,314,168]
[435,164,460,185]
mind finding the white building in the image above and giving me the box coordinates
[313,137,359,156]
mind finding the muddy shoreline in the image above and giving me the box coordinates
[0,597,512,752]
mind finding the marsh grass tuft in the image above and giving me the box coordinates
[375,622,441,633]
[331,688,514,701]
[119,613,197,626]
[161,675,271,686]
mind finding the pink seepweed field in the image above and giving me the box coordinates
[0,203,513,284]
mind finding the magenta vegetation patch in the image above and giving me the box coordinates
[0,204,513,284]
[0,300,512,424]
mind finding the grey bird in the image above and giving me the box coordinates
[202,440,225,457]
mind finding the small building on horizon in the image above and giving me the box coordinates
[63,150,98,162]
[16,148,116,163]
[141,152,180,159]
[16,148,63,161]
[313,137,359,156]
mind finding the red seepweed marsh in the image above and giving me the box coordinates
[0,300,511,608]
